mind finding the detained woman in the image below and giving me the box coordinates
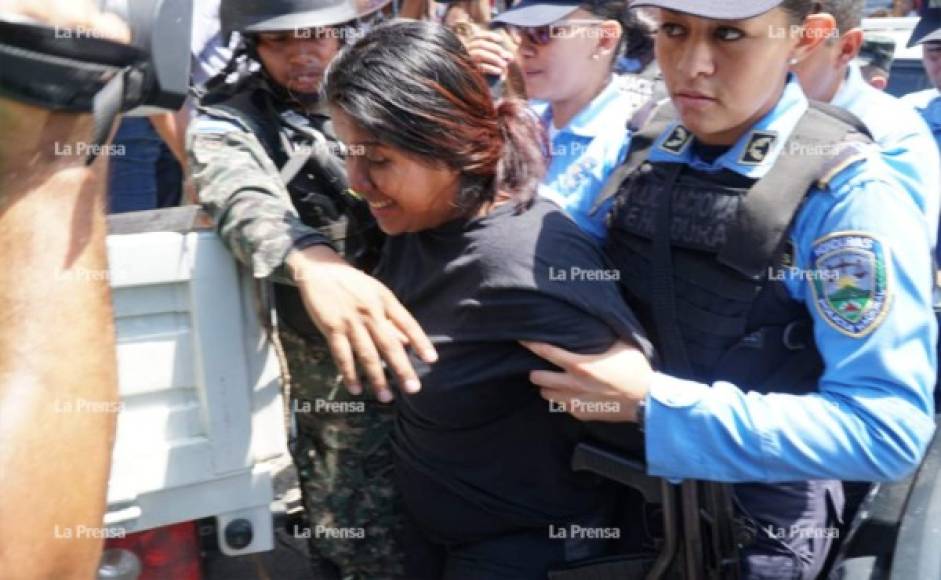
[322,19,654,580]
[522,0,937,578]
[467,0,661,242]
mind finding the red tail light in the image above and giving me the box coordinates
[104,521,202,580]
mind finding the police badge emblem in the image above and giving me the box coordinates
[810,232,891,338]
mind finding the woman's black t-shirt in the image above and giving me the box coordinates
[375,196,652,544]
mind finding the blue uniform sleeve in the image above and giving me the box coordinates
[644,159,937,483]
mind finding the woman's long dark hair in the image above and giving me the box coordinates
[582,1,655,70]
[322,20,546,215]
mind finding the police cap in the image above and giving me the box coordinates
[626,0,784,20]
[908,0,941,47]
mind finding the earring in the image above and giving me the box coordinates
[788,57,799,66]
[591,53,600,60]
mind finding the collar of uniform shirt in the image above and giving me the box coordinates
[536,74,626,139]
[648,73,808,180]
[831,62,868,114]
[905,86,941,110]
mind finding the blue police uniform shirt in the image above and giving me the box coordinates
[902,87,941,261]
[642,76,937,483]
[532,75,635,242]
[903,88,941,152]
[832,63,941,252]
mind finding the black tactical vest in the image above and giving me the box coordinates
[199,81,383,339]
[601,101,872,395]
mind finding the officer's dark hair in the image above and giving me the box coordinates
[623,8,657,67]
[779,0,817,23]
[579,0,649,69]
[323,20,545,215]
[590,3,656,70]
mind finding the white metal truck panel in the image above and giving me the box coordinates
[104,229,287,555]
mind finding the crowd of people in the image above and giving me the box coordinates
[3,0,941,578]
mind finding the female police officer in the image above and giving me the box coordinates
[523,0,937,577]
[465,0,661,242]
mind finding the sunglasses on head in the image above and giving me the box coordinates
[507,24,555,45]
[507,20,600,46]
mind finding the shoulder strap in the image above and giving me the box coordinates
[590,98,676,214]
[808,100,873,140]
[198,88,287,168]
[717,104,872,278]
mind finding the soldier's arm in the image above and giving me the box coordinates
[187,116,332,282]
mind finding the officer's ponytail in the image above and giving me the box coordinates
[323,20,546,216]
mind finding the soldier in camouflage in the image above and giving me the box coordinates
[186,1,437,578]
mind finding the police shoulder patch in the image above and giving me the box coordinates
[659,124,693,155]
[809,232,892,338]
[739,130,777,166]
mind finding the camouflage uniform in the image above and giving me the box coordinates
[279,327,403,580]
[187,76,404,579]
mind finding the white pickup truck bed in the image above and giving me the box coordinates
[103,207,287,556]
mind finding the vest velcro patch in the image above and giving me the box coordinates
[612,170,744,252]
[809,232,891,338]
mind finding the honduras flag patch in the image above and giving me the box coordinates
[809,232,891,338]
